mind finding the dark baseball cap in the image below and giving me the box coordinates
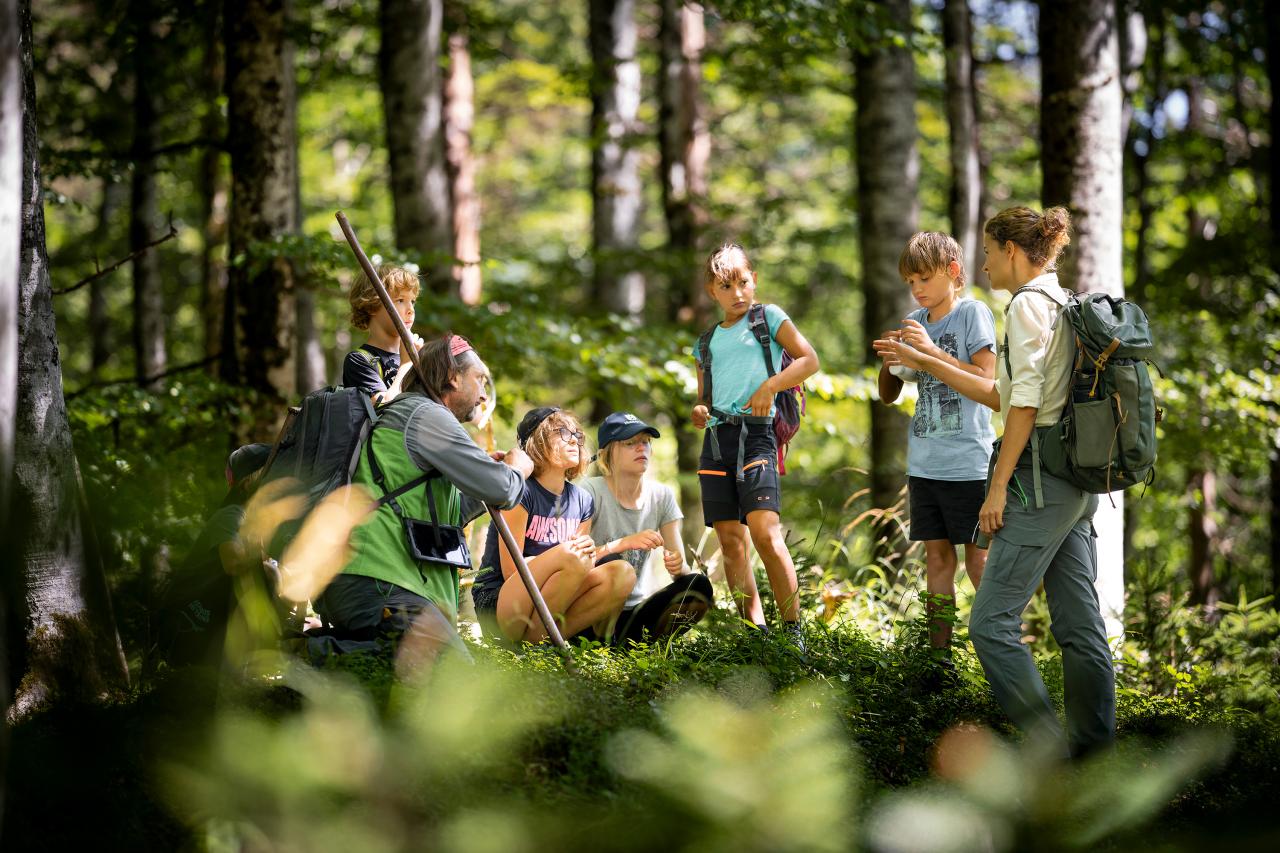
[517,406,561,448]
[226,443,272,486]
[597,412,660,447]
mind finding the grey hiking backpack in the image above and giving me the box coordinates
[1007,286,1163,499]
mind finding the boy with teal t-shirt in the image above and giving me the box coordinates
[691,243,820,648]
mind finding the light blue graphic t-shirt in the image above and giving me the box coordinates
[693,303,791,427]
[906,298,997,481]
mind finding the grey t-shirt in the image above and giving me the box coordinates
[581,476,683,609]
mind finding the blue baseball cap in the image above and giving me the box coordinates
[597,412,660,448]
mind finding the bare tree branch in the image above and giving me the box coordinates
[53,217,177,296]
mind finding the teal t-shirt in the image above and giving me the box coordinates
[693,303,791,426]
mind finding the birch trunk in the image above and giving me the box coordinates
[9,0,129,720]
[856,0,918,517]
[1039,0,1125,639]
[0,0,12,808]
[380,0,454,294]
[590,0,644,319]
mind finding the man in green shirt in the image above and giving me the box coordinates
[308,336,531,669]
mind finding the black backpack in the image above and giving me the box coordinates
[696,303,806,473]
[258,386,378,554]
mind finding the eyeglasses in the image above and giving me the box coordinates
[555,427,587,445]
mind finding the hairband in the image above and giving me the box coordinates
[449,335,473,357]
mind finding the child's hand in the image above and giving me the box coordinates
[691,404,709,429]
[747,383,774,417]
[620,530,664,552]
[873,337,924,371]
[899,319,941,356]
[662,548,684,577]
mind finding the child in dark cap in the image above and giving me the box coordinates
[582,412,713,644]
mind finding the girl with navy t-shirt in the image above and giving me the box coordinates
[472,407,636,643]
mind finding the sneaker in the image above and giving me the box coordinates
[782,621,806,655]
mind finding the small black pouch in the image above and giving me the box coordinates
[367,429,472,569]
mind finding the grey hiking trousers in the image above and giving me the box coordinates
[969,466,1115,757]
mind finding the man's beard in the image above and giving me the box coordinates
[450,399,479,423]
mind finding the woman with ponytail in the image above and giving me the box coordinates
[875,206,1115,758]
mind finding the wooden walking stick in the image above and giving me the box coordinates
[334,211,575,662]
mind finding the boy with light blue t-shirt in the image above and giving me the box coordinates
[692,243,820,649]
[877,232,996,652]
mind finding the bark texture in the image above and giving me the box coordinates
[1187,469,1221,610]
[199,0,227,367]
[590,0,645,319]
[380,0,454,293]
[9,1,129,720]
[1268,0,1280,601]
[223,0,297,404]
[1039,0,1125,636]
[943,0,982,285]
[130,2,166,389]
[659,0,709,325]
[444,2,481,305]
[856,0,918,515]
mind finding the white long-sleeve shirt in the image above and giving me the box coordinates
[997,273,1075,425]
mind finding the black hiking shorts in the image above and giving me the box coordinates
[698,421,781,525]
[908,476,986,545]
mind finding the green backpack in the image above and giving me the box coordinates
[1005,286,1163,501]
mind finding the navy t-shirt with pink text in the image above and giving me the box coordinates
[473,478,594,600]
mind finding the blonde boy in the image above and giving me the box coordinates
[342,264,422,402]
[877,232,996,651]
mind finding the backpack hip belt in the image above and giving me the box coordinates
[708,409,774,482]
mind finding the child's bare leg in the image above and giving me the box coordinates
[495,545,590,643]
[713,520,764,624]
[560,562,637,640]
[924,539,959,648]
[745,510,800,622]
[962,542,987,590]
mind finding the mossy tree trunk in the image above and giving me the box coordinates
[8,0,129,721]
[943,0,981,286]
[223,0,298,408]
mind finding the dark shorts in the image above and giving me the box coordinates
[698,421,781,526]
[909,476,986,545]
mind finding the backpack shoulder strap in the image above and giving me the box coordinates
[696,323,717,405]
[747,303,777,376]
[357,346,386,381]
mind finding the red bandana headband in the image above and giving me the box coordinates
[449,335,473,357]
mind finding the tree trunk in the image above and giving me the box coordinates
[1039,0,1125,639]
[942,0,982,286]
[1187,469,1221,611]
[856,0,918,516]
[223,0,297,406]
[130,2,166,390]
[199,0,227,369]
[9,0,129,720]
[89,180,126,379]
[283,28,322,395]
[659,0,709,325]
[658,0,709,537]
[590,0,645,320]
[444,1,481,306]
[1268,1,1280,601]
[380,0,454,294]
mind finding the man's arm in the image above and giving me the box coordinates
[403,402,525,509]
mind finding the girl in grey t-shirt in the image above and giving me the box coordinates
[584,413,713,644]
